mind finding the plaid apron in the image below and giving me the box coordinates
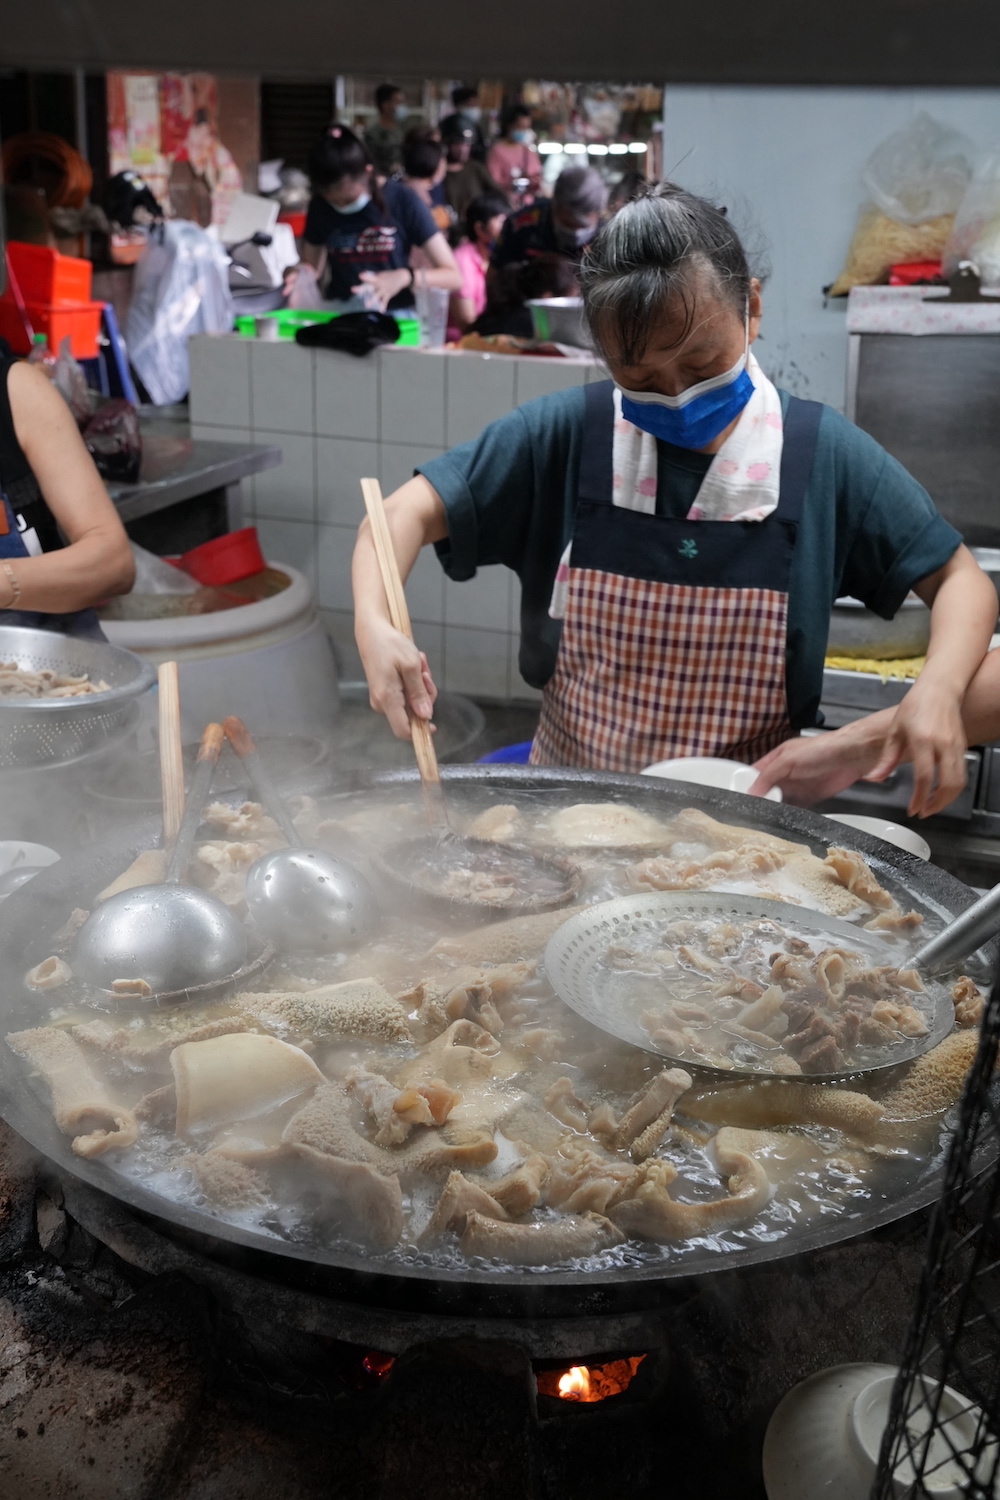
[530,382,823,772]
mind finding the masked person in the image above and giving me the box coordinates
[438,86,488,164]
[365,84,409,177]
[441,119,507,224]
[0,346,134,639]
[352,184,996,817]
[492,166,608,272]
[486,104,543,205]
[292,126,460,314]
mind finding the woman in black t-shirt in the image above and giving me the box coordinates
[295,126,460,313]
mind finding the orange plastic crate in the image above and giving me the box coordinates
[6,242,93,305]
[0,299,103,359]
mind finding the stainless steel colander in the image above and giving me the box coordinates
[0,625,156,770]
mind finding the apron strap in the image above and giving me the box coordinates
[774,397,823,524]
[579,379,615,504]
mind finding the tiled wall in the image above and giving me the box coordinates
[189,336,605,701]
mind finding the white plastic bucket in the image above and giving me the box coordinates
[102,564,340,742]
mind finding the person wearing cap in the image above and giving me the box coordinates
[441,119,508,224]
[352,183,995,816]
[492,166,609,272]
[438,86,488,163]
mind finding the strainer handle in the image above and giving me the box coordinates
[912,879,1000,976]
[222,715,301,847]
[164,722,224,885]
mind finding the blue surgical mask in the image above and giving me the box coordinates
[510,128,533,145]
[395,105,409,122]
[618,316,754,450]
[336,192,371,215]
[462,106,482,123]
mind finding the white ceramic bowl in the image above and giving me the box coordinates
[763,1361,994,1500]
[0,840,60,875]
[641,756,782,802]
[823,813,931,861]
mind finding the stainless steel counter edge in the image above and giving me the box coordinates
[105,438,283,524]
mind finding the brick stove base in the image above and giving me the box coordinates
[0,1119,948,1500]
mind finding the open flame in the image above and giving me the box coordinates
[538,1355,646,1403]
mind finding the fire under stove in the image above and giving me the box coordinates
[0,1117,949,1500]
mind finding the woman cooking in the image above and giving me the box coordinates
[0,345,134,638]
[294,125,460,313]
[352,184,997,818]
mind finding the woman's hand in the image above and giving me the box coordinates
[355,614,437,740]
[352,268,412,311]
[865,667,969,818]
[750,712,894,805]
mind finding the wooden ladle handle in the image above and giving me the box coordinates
[157,661,184,846]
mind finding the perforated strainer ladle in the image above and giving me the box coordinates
[543,890,986,1084]
[74,722,248,995]
[222,716,379,952]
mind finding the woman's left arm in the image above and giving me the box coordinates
[871,545,997,817]
[5,362,135,613]
[411,231,462,291]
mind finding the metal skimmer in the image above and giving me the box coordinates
[0,625,155,770]
[543,892,958,1084]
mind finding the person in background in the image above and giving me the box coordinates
[439,85,488,162]
[401,130,452,232]
[487,103,543,205]
[493,165,608,273]
[0,347,134,639]
[366,84,408,177]
[441,119,507,224]
[449,192,510,336]
[294,125,460,313]
[471,253,579,339]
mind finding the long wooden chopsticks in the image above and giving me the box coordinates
[360,477,447,826]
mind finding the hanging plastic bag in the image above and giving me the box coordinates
[942,149,1000,287]
[127,542,199,594]
[286,261,325,310]
[52,337,91,427]
[125,220,234,405]
[861,112,974,225]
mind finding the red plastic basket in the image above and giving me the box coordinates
[0,298,103,359]
[179,527,267,586]
[6,242,93,304]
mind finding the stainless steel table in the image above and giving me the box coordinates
[105,422,282,554]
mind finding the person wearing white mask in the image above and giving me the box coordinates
[352,184,996,817]
[487,103,543,205]
[365,84,409,176]
[492,165,608,275]
[293,126,460,314]
[439,86,489,164]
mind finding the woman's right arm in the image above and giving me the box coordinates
[352,474,449,739]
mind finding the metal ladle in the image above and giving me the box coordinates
[222,716,379,952]
[74,722,248,995]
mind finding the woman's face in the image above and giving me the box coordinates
[508,114,532,141]
[476,212,506,248]
[601,271,762,399]
[323,171,372,209]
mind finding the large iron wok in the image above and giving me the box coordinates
[0,766,994,1322]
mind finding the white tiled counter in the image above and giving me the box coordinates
[189,336,605,701]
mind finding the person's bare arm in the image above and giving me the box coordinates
[355,232,462,311]
[300,240,327,279]
[752,641,1000,810]
[450,293,477,332]
[4,362,134,612]
[352,474,449,738]
[874,547,997,816]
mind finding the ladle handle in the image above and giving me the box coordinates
[222,716,301,847]
[360,476,447,828]
[158,661,184,847]
[164,722,224,885]
[912,879,1000,977]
